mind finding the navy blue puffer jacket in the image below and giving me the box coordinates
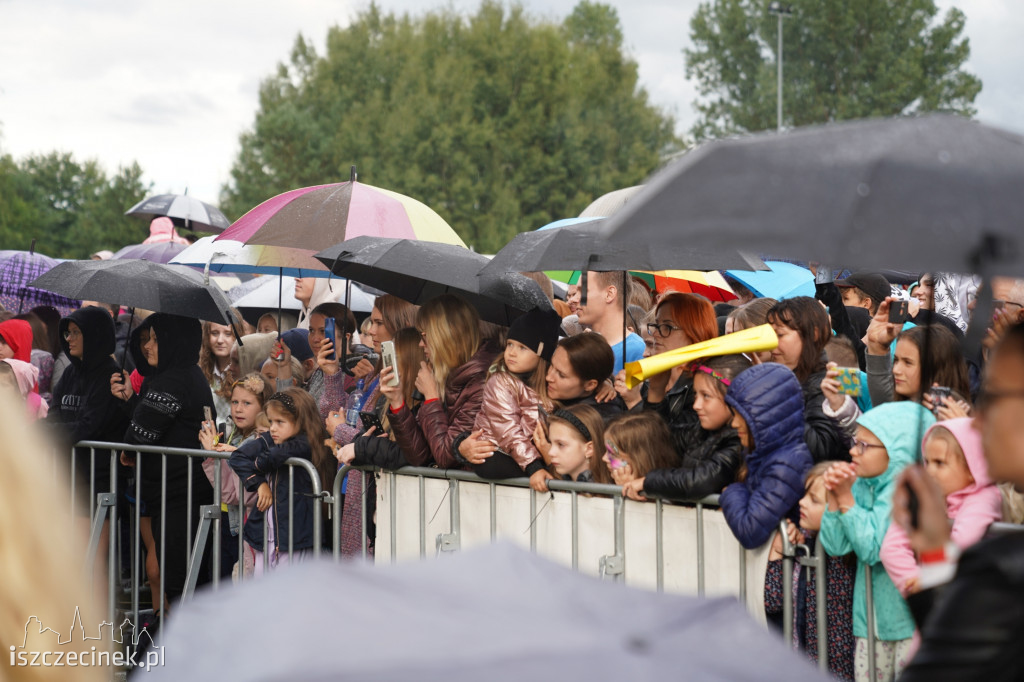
[720,364,813,549]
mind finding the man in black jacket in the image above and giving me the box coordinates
[893,322,1024,680]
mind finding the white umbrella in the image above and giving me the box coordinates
[232,275,375,313]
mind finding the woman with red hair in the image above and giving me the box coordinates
[641,293,720,437]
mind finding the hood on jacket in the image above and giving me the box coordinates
[2,358,38,397]
[855,402,936,488]
[0,319,33,363]
[925,417,993,514]
[238,332,279,375]
[130,313,202,376]
[297,279,343,330]
[58,306,116,372]
[724,363,805,455]
[142,216,189,245]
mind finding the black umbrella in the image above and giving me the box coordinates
[126,193,231,233]
[29,259,234,323]
[478,219,767,278]
[600,114,1024,279]
[315,237,552,326]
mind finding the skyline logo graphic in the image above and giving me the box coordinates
[9,607,165,672]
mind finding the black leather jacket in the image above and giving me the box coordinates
[901,531,1024,681]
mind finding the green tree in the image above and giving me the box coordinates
[685,0,982,139]
[0,152,151,258]
[222,1,679,252]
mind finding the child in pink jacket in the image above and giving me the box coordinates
[881,417,1002,597]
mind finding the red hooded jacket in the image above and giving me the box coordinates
[0,319,33,362]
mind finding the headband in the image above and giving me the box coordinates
[691,363,731,387]
[233,375,267,397]
[552,409,592,442]
[267,392,296,415]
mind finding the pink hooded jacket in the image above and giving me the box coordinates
[142,217,189,245]
[2,358,48,420]
[881,417,1002,596]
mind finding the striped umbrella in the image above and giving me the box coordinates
[126,193,231,233]
[561,269,736,302]
[216,168,465,255]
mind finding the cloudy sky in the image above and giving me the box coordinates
[1,0,1021,208]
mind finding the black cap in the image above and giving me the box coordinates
[835,272,891,307]
[507,307,563,362]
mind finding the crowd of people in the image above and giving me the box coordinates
[3,265,1023,681]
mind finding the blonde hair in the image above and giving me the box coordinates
[417,295,480,398]
[0,387,106,681]
[923,426,971,474]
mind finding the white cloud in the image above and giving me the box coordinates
[0,0,1018,216]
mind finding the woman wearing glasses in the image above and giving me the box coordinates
[642,293,719,433]
[51,306,131,510]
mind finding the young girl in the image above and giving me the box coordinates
[880,418,1002,597]
[624,355,749,501]
[229,388,330,572]
[199,373,269,579]
[0,359,47,419]
[457,307,564,480]
[820,401,935,681]
[599,412,679,488]
[529,404,605,492]
[766,297,848,463]
[765,462,856,681]
[199,320,235,428]
[720,363,814,549]
[824,324,970,434]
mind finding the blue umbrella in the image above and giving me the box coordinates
[725,261,815,300]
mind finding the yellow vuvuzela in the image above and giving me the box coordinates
[624,324,779,389]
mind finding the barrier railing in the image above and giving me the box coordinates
[71,440,328,655]
[69,442,897,678]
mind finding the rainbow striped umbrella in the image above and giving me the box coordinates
[216,170,465,257]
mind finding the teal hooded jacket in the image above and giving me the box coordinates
[819,401,935,640]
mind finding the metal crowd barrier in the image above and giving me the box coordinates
[71,440,327,656]
[70,443,893,678]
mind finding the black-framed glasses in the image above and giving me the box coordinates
[646,322,682,338]
[975,387,1024,412]
[852,439,887,456]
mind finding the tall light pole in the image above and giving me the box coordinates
[768,2,792,132]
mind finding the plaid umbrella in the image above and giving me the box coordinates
[0,250,79,315]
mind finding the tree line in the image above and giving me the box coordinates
[0,0,981,258]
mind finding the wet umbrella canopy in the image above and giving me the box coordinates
[601,115,1024,278]
[150,543,824,682]
[126,193,231,233]
[29,259,233,323]
[0,249,79,314]
[316,237,552,326]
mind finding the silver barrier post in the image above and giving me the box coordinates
[389,471,397,562]
[70,447,76,522]
[186,457,193,566]
[237,475,245,580]
[181,505,220,602]
[696,501,705,597]
[133,454,141,633]
[738,543,747,604]
[361,471,369,559]
[418,475,426,558]
[529,488,537,552]
[436,478,460,553]
[159,453,166,633]
[288,467,295,558]
[108,450,117,628]
[263,507,270,572]
[333,466,346,561]
[571,491,579,571]
[865,563,876,680]
[599,495,626,581]
[212,460,222,588]
[489,482,497,541]
[655,499,664,593]
[780,521,794,647]
[89,449,96,521]
[814,540,828,671]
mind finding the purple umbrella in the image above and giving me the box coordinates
[112,241,189,264]
[0,249,80,315]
